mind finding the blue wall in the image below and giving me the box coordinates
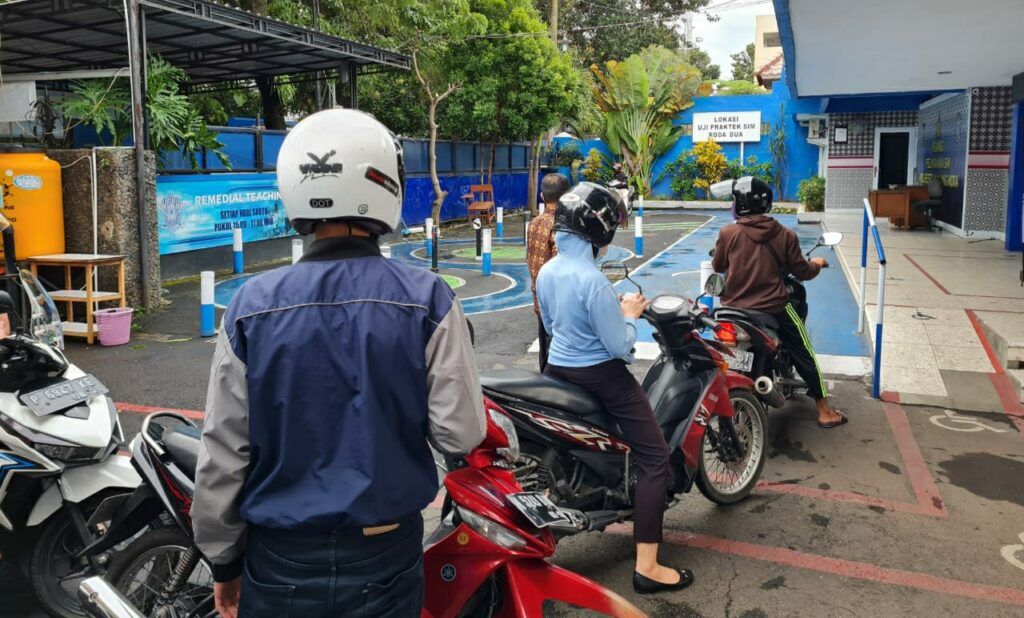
[401,171,530,225]
[557,69,825,201]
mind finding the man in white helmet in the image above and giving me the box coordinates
[191,109,486,618]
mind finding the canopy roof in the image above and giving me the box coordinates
[0,0,409,84]
[774,0,1024,97]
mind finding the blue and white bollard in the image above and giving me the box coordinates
[232,228,244,274]
[638,195,644,218]
[482,229,492,276]
[496,207,504,238]
[200,271,215,337]
[699,260,715,311]
[425,218,434,258]
[634,211,643,257]
[291,238,304,264]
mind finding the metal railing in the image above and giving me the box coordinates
[856,197,887,399]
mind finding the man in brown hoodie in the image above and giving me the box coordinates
[712,177,846,428]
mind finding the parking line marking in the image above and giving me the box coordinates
[881,401,946,516]
[116,402,205,420]
[627,526,1024,607]
[756,401,946,517]
[965,309,1004,374]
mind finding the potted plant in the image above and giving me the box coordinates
[796,176,826,223]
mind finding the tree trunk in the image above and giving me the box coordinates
[487,139,496,185]
[256,77,286,130]
[526,134,542,215]
[428,101,447,225]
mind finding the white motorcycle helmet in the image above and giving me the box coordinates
[276,108,405,235]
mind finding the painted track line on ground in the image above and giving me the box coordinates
[606,524,1024,607]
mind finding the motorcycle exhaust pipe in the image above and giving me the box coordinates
[754,376,786,409]
[79,577,145,618]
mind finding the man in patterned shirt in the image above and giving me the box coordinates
[527,173,570,370]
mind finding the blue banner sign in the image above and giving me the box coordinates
[157,173,293,255]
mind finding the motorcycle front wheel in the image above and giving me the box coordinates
[696,389,767,505]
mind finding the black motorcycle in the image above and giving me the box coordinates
[708,232,843,408]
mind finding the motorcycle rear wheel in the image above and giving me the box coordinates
[696,390,767,505]
[105,528,214,617]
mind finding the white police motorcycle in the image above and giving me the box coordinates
[0,214,139,617]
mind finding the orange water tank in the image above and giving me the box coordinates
[0,145,65,261]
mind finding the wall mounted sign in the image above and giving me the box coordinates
[834,125,848,143]
[693,111,762,143]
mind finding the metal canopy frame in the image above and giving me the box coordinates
[0,0,408,308]
[0,0,409,83]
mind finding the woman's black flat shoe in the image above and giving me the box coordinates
[632,568,695,594]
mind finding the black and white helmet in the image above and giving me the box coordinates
[553,182,627,248]
[731,176,773,217]
[276,109,405,235]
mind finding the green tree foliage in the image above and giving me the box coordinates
[58,55,227,169]
[730,42,755,81]
[440,0,577,171]
[683,48,721,81]
[537,0,711,68]
[590,45,706,197]
[714,79,765,96]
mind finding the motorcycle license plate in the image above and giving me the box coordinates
[506,492,572,528]
[725,349,754,372]
[19,375,109,416]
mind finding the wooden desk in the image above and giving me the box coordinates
[28,253,126,345]
[868,186,930,229]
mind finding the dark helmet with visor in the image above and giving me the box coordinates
[553,182,627,249]
[730,176,773,217]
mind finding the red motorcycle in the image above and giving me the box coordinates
[79,410,644,618]
[479,267,768,535]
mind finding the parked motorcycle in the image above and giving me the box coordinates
[479,265,767,534]
[708,232,843,408]
[81,408,644,618]
[0,213,139,618]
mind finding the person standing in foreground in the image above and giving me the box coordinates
[527,172,570,371]
[537,182,695,594]
[192,109,486,618]
[711,176,846,429]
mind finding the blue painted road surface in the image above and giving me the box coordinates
[214,214,868,357]
[618,211,870,358]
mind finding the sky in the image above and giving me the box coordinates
[692,0,775,79]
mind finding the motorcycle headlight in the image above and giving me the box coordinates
[487,407,520,462]
[456,506,528,550]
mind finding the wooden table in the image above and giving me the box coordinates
[28,253,126,345]
[868,186,931,229]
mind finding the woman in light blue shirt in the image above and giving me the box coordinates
[537,182,694,595]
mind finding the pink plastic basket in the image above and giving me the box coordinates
[95,308,134,346]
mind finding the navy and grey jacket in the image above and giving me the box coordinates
[192,236,486,582]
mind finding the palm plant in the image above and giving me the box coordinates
[59,54,227,169]
[590,46,707,196]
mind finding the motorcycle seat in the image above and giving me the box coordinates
[716,307,779,333]
[480,369,605,417]
[163,424,201,479]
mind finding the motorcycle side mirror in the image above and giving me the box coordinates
[600,261,642,294]
[819,232,843,247]
[601,261,628,282]
[704,273,726,297]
